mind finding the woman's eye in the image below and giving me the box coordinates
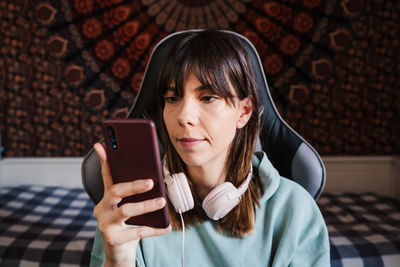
[201,96,218,103]
[164,96,178,103]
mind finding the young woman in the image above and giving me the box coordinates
[90,30,330,267]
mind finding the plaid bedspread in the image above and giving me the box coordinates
[0,186,95,266]
[318,193,400,267]
[0,186,399,266]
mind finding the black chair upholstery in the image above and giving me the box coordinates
[81,30,326,205]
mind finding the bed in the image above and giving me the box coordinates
[320,192,400,266]
[0,186,399,266]
[0,186,95,266]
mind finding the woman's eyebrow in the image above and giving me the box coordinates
[165,87,176,93]
[194,85,214,92]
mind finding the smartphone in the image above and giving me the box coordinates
[102,118,170,228]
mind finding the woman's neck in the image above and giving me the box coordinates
[186,160,226,200]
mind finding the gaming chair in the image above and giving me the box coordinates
[81,30,326,204]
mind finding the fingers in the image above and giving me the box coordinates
[94,143,113,190]
[126,225,172,240]
[105,225,171,246]
[117,197,166,222]
[104,179,155,210]
[96,197,170,247]
[109,179,154,200]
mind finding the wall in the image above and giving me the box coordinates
[0,0,399,157]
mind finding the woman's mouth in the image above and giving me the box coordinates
[177,138,205,149]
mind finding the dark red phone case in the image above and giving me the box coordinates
[102,118,170,228]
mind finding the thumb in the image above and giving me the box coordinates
[94,142,113,190]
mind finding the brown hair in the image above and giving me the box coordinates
[157,30,263,237]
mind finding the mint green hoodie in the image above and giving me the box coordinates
[90,152,330,267]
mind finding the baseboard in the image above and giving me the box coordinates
[322,156,400,200]
[0,157,84,188]
[0,156,399,199]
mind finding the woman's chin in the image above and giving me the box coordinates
[178,153,207,168]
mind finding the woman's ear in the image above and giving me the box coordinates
[237,97,253,129]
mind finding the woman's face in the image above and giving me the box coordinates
[163,71,251,169]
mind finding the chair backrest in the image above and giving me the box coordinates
[81,30,326,204]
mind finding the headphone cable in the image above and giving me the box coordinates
[179,210,185,267]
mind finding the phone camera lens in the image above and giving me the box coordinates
[107,126,118,150]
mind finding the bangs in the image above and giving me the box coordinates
[158,32,239,105]
[191,62,234,102]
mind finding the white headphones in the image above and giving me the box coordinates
[163,160,253,220]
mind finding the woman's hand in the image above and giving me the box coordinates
[93,143,171,266]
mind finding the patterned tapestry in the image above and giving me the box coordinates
[0,0,399,157]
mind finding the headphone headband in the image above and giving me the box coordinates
[163,157,253,220]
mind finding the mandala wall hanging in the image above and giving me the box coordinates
[0,0,398,156]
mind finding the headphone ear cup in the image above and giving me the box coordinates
[165,173,194,213]
[202,182,241,220]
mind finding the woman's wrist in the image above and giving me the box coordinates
[103,239,139,267]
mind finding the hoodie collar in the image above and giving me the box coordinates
[252,151,281,202]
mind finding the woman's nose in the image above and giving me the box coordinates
[177,98,198,127]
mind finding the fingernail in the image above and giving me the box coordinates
[156,198,165,206]
[145,180,153,188]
